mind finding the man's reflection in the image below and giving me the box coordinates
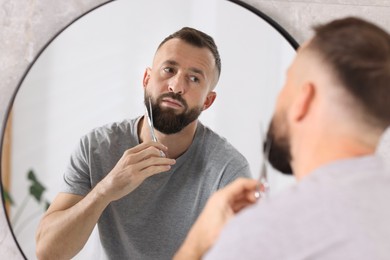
[35,27,251,260]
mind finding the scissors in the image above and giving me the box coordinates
[145,97,166,157]
[254,127,271,199]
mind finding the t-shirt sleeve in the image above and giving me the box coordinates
[218,156,252,189]
[61,136,92,196]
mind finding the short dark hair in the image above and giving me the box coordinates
[309,17,390,128]
[158,27,221,79]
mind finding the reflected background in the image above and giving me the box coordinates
[2,0,297,258]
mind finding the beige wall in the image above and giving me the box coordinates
[1,0,390,257]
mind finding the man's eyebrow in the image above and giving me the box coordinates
[163,60,205,78]
[189,67,205,78]
[164,60,179,67]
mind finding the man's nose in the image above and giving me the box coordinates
[168,73,186,94]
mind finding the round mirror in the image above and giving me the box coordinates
[1,0,298,258]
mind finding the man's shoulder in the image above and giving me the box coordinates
[195,123,251,179]
[198,123,242,154]
[83,117,139,141]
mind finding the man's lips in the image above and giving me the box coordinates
[161,97,184,108]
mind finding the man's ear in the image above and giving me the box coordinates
[143,67,151,89]
[292,82,315,122]
[202,91,217,111]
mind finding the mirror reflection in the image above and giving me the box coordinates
[2,0,297,258]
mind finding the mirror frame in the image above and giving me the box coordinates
[0,0,299,258]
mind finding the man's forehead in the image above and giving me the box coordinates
[153,39,214,69]
[154,39,194,57]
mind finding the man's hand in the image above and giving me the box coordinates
[97,141,176,202]
[36,141,175,260]
[174,178,259,260]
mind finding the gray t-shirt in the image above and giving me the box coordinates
[62,117,251,260]
[206,154,390,260]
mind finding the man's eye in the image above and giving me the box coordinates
[163,67,174,73]
[189,76,200,83]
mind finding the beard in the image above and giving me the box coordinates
[266,113,293,175]
[144,92,202,134]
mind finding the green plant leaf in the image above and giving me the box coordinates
[44,200,50,210]
[27,169,46,202]
[2,189,14,205]
[27,169,37,182]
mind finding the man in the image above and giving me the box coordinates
[174,17,390,259]
[35,27,251,260]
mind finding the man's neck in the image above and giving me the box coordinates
[138,115,198,159]
[292,136,377,181]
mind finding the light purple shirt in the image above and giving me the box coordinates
[205,154,390,259]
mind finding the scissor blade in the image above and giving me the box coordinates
[145,98,157,142]
[255,124,271,199]
[145,98,166,157]
[261,138,272,180]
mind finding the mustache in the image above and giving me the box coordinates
[157,92,188,109]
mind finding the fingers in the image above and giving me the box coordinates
[218,178,259,214]
[121,141,168,165]
[121,142,176,179]
[136,156,176,177]
[101,142,176,202]
[130,142,175,166]
[231,197,257,213]
[127,141,168,156]
[222,178,259,199]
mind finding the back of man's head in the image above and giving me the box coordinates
[308,17,390,130]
